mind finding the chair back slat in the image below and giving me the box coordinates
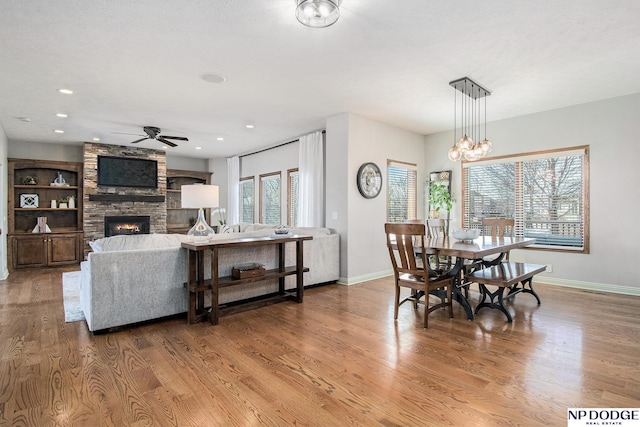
[482,218,514,239]
[385,223,427,276]
[427,218,447,238]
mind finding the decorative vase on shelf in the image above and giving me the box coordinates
[53,172,66,186]
[68,197,75,209]
[50,200,57,209]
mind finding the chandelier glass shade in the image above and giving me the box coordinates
[296,0,341,28]
[448,77,492,162]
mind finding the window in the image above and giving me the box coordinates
[288,168,299,227]
[260,172,281,225]
[387,160,417,222]
[240,177,254,224]
[462,146,589,252]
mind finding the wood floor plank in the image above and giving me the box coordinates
[0,267,639,426]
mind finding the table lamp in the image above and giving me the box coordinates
[181,184,219,242]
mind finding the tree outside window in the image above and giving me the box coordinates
[463,146,589,252]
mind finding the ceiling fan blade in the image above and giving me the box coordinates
[112,132,146,136]
[157,137,177,147]
[161,135,188,141]
[130,137,149,144]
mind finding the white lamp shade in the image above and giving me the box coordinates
[181,184,219,208]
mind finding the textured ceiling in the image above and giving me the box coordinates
[1,0,640,159]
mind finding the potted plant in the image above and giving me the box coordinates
[428,181,454,218]
[58,197,68,208]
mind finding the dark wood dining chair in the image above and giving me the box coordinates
[482,217,515,261]
[384,223,453,328]
[426,218,452,273]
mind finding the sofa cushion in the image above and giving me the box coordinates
[89,233,191,252]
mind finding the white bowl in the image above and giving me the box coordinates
[452,229,480,241]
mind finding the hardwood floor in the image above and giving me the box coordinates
[1,268,639,426]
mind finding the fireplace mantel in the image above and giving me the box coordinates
[88,194,165,202]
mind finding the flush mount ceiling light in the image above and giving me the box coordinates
[448,77,492,162]
[296,0,341,28]
[201,72,226,84]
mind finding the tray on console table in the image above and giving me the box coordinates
[181,234,313,325]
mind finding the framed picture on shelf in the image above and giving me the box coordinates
[20,194,39,208]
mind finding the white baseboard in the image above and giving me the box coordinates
[337,270,640,297]
[535,276,640,296]
[337,269,393,286]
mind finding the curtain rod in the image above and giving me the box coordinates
[237,130,325,159]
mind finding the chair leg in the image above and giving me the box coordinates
[447,284,453,319]
[423,286,429,328]
[394,284,400,320]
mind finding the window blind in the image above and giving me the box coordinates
[288,169,299,227]
[240,177,254,224]
[260,173,281,225]
[463,146,589,252]
[387,160,417,223]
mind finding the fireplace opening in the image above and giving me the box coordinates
[104,216,151,237]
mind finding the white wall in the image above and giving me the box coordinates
[8,140,84,162]
[0,125,8,279]
[327,113,426,283]
[425,92,640,295]
[239,142,300,224]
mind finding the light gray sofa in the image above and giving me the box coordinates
[79,226,339,332]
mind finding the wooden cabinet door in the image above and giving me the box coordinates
[48,234,81,265]
[12,235,47,269]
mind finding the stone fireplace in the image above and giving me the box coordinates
[104,216,151,237]
[83,142,167,257]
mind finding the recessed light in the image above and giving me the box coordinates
[245,124,255,129]
[56,113,68,118]
[201,73,226,84]
[93,137,100,141]
[54,129,64,134]
[195,146,202,150]
[57,88,73,95]
[217,137,224,141]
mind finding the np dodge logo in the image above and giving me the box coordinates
[568,409,640,426]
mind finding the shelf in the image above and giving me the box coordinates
[88,194,165,202]
[11,229,83,235]
[15,185,79,190]
[187,266,309,292]
[15,208,78,211]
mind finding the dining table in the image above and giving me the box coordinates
[423,236,537,320]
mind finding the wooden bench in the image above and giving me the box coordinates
[465,262,546,322]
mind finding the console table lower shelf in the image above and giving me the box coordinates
[182,234,312,325]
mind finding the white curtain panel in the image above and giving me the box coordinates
[297,131,324,227]
[226,156,240,225]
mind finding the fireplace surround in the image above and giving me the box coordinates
[104,216,150,237]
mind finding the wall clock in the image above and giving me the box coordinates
[356,162,382,199]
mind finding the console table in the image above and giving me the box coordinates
[181,234,312,325]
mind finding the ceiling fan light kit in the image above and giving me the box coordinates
[295,0,341,28]
[130,126,189,147]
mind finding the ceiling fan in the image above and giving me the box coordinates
[129,126,189,147]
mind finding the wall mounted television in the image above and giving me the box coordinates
[97,155,158,188]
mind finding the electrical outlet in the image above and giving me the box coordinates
[546,264,553,273]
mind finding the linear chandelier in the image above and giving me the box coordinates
[295,0,342,28]
[448,77,492,162]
